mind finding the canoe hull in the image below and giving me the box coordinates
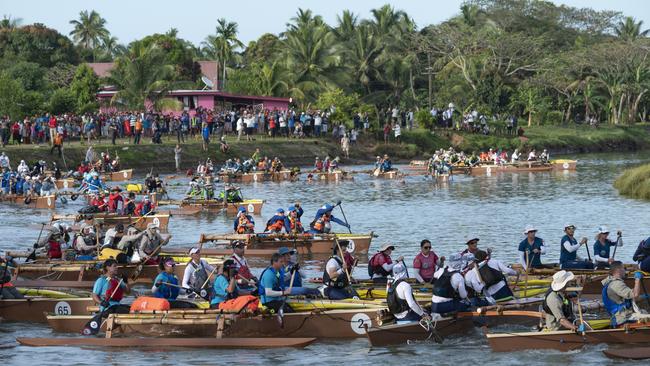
[550,160,577,171]
[221,171,299,184]
[16,337,316,348]
[79,213,170,232]
[0,195,56,209]
[0,297,94,323]
[198,233,373,255]
[312,171,353,182]
[470,164,553,176]
[101,169,133,182]
[17,262,191,283]
[366,317,474,347]
[54,179,77,190]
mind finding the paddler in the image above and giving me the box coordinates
[124,192,136,215]
[413,239,445,284]
[152,257,180,301]
[430,254,471,315]
[602,261,644,327]
[134,195,155,216]
[182,247,216,298]
[287,205,304,234]
[380,154,393,172]
[136,223,169,264]
[92,259,130,314]
[308,203,350,234]
[465,250,518,305]
[323,240,354,300]
[230,240,257,287]
[387,262,430,322]
[210,259,253,309]
[0,256,23,299]
[73,224,99,260]
[278,246,319,296]
[265,208,291,233]
[219,185,243,203]
[107,186,124,213]
[593,226,623,270]
[460,237,481,263]
[632,237,650,273]
[542,270,578,331]
[234,206,255,234]
[259,253,292,313]
[368,243,403,284]
[116,226,145,259]
[35,222,72,259]
[101,224,124,250]
[559,224,594,270]
[518,225,547,270]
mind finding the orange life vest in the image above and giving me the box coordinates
[130,296,170,312]
[217,295,259,313]
[289,217,303,233]
[266,219,285,232]
[312,215,330,232]
[237,216,253,234]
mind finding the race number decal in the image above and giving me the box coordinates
[47,197,52,206]
[346,240,356,253]
[350,313,371,335]
[63,180,69,189]
[54,301,72,315]
[253,173,258,182]
[153,217,160,226]
[247,203,255,213]
[123,171,128,178]
[486,166,492,175]
[563,162,569,169]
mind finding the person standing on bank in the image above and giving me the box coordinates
[174,144,182,172]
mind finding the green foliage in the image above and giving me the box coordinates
[614,163,650,200]
[3,61,46,91]
[373,143,418,159]
[316,89,360,126]
[69,64,99,113]
[415,109,434,129]
[48,88,76,115]
[45,63,78,89]
[0,72,27,118]
[140,31,200,82]
[0,24,78,67]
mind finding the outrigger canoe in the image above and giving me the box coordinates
[101,169,134,182]
[199,232,374,255]
[0,194,56,209]
[311,170,353,182]
[0,297,94,322]
[158,198,265,215]
[53,213,171,232]
[219,170,299,184]
[16,337,316,349]
[407,161,471,175]
[370,170,401,179]
[486,322,650,352]
[54,178,78,190]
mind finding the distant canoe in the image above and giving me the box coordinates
[16,337,317,349]
[550,159,577,171]
[54,178,78,190]
[604,346,650,360]
[370,170,401,179]
[311,170,353,182]
[101,169,133,182]
[0,297,94,323]
[0,194,56,209]
[220,170,299,184]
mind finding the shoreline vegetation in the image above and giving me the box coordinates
[3,124,650,172]
[614,163,650,200]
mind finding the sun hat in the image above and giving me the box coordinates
[277,247,295,256]
[597,226,609,234]
[524,225,537,234]
[551,270,575,291]
[392,262,407,281]
[189,247,200,255]
[378,243,395,252]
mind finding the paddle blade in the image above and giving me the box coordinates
[81,312,103,335]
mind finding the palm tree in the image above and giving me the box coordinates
[203,18,244,90]
[101,36,126,60]
[331,10,358,42]
[0,15,22,30]
[257,61,288,96]
[106,42,179,111]
[69,10,109,61]
[347,25,384,94]
[615,16,649,42]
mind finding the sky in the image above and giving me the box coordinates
[2,0,649,46]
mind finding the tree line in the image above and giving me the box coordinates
[0,0,649,127]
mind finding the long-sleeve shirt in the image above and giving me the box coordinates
[465,259,516,301]
[594,238,622,264]
[181,259,215,289]
[394,281,425,319]
[431,268,468,302]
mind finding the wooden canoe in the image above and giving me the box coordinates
[0,194,56,209]
[101,169,133,182]
[366,316,474,347]
[199,232,373,255]
[220,170,299,184]
[550,159,577,171]
[174,199,264,215]
[0,297,94,322]
[486,324,650,352]
[370,170,401,179]
[312,171,353,182]
[76,213,170,232]
[470,163,553,176]
[603,346,650,360]
[54,178,78,190]
[16,337,316,348]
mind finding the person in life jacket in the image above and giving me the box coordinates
[593,226,623,270]
[91,259,131,313]
[559,224,594,270]
[74,224,99,260]
[430,254,471,316]
[231,240,257,287]
[518,225,547,270]
[134,195,155,216]
[309,203,349,234]
[101,224,125,250]
[123,192,137,215]
[278,246,319,297]
[465,250,518,305]
[0,256,24,299]
[323,240,354,300]
[542,270,578,331]
[136,223,169,264]
[233,207,255,234]
[602,261,643,327]
[459,237,483,263]
[86,171,106,194]
[632,237,650,273]
[181,247,216,298]
[210,259,253,309]
[413,239,445,284]
[286,205,304,234]
[369,243,403,284]
[35,222,71,260]
[219,185,243,203]
[259,253,292,314]
[152,257,181,301]
[116,227,145,260]
[313,157,323,172]
[387,262,430,322]
[107,186,124,213]
[265,208,291,233]
[380,154,393,172]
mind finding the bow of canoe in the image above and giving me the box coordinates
[603,347,650,360]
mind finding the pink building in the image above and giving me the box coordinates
[87,62,290,115]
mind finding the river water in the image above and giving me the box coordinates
[2,151,650,365]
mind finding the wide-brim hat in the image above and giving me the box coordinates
[378,243,395,252]
[524,225,537,234]
[597,226,609,234]
[551,270,575,291]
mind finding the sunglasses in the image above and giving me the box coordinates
[423,246,431,249]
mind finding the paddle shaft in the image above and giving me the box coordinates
[335,236,358,297]
[27,223,47,262]
[577,295,585,335]
[612,234,621,260]
[336,202,352,234]
[130,240,167,281]
[584,238,592,262]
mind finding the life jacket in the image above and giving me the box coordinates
[189,261,209,292]
[237,215,253,234]
[155,273,179,300]
[602,280,633,327]
[311,214,330,233]
[432,268,459,299]
[387,279,411,315]
[368,252,392,277]
[130,296,170,312]
[477,262,505,288]
[323,256,348,289]
[47,239,62,259]
[289,217,303,233]
[231,255,253,280]
[257,267,282,298]
[218,295,259,313]
[542,289,574,322]
[266,217,285,232]
[559,235,578,264]
[105,277,124,302]
[74,234,96,256]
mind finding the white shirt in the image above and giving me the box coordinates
[394,280,425,319]
[236,118,244,131]
[181,259,216,289]
[325,256,345,281]
[314,116,322,126]
[393,124,401,137]
[465,259,516,303]
[431,268,468,303]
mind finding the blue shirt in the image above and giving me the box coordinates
[211,274,238,306]
[559,235,578,265]
[594,239,616,259]
[518,237,544,267]
[259,267,284,304]
[153,272,179,300]
[92,276,126,311]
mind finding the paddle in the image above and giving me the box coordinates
[612,231,622,260]
[335,201,352,234]
[576,294,587,335]
[82,278,123,335]
[582,237,592,263]
[26,223,46,262]
[334,235,360,298]
[194,263,220,300]
[277,267,297,328]
[130,239,168,282]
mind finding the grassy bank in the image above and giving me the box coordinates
[2,124,650,172]
[614,163,650,200]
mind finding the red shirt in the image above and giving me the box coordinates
[413,252,439,282]
[49,117,57,128]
